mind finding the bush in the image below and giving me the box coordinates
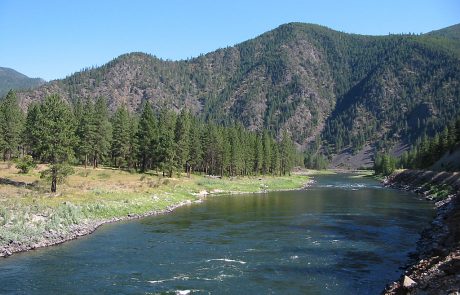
[15,155,37,173]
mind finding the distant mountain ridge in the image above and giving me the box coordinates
[15,23,460,168]
[0,67,45,97]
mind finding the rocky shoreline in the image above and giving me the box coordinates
[382,170,460,295]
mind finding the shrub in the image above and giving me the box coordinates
[15,155,37,174]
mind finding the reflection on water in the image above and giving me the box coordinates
[0,174,434,294]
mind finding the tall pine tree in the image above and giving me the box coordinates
[111,105,131,168]
[35,94,76,192]
[174,109,191,176]
[92,97,112,168]
[157,109,176,177]
[0,90,24,160]
[136,101,157,172]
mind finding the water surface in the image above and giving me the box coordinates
[0,174,434,294]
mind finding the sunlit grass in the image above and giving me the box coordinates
[0,162,308,249]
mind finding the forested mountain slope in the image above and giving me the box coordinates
[15,23,460,164]
[0,67,44,97]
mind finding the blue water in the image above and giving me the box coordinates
[0,174,434,294]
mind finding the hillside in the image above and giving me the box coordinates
[16,23,460,166]
[0,67,44,97]
[426,23,460,49]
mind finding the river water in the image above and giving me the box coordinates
[0,174,434,294]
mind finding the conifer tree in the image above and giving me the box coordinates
[75,99,96,168]
[188,119,203,175]
[136,101,157,172]
[174,109,191,176]
[262,130,272,174]
[228,125,241,176]
[92,97,112,168]
[240,129,254,176]
[254,134,263,175]
[280,130,295,175]
[270,139,281,175]
[35,94,76,192]
[0,90,24,160]
[111,106,131,168]
[220,127,231,176]
[127,115,139,170]
[22,103,40,158]
[157,109,176,177]
[201,124,212,175]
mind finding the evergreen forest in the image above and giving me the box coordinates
[0,90,300,191]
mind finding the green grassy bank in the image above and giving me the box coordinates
[0,163,308,256]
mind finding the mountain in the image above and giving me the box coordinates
[427,23,460,41]
[15,23,460,167]
[0,67,45,97]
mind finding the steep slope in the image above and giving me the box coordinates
[0,67,44,97]
[324,39,460,152]
[16,23,460,160]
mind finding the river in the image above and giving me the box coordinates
[0,174,434,294]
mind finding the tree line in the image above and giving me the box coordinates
[0,91,300,192]
[374,117,460,175]
[398,118,460,170]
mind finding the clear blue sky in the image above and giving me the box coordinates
[1,0,458,81]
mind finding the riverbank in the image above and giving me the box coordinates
[0,163,309,258]
[382,170,460,294]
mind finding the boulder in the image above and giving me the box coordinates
[403,275,416,288]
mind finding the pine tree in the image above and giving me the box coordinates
[0,90,24,160]
[22,103,40,158]
[201,124,212,175]
[440,127,449,152]
[374,154,383,174]
[111,106,131,168]
[241,129,254,176]
[280,130,295,175]
[35,94,76,192]
[447,122,457,150]
[262,130,272,174]
[136,101,157,172]
[75,99,97,168]
[374,152,396,175]
[220,127,230,176]
[254,134,263,175]
[73,98,86,164]
[188,118,203,175]
[92,97,112,168]
[228,125,241,176]
[127,115,139,170]
[157,109,176,177]
[174,109,191,176]
[270,138,280,175]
